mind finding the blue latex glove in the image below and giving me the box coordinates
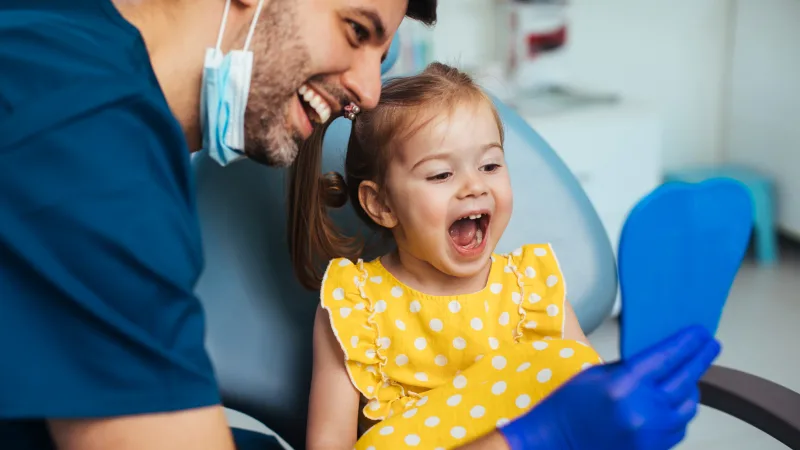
[499,325,721,450]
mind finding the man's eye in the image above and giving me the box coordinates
[348,20,370,43]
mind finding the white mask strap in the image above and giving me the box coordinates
[214,0,232,51]
[243,0,266,51]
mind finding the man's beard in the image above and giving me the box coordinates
[243,0,310,167]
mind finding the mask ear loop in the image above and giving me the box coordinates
[243,0,266,52]
[214,0,232,52]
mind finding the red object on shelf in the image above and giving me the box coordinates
[527,25,567,57]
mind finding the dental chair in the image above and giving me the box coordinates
[192,39,800,450]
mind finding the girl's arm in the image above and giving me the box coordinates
[306,306,362,450]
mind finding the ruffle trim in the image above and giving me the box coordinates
[320,258,418,421]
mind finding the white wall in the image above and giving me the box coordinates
[724,0,800,236]
[430,0,733,170]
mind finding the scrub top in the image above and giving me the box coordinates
[0,1,266,448]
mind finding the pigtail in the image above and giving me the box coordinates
[287,122,363,291]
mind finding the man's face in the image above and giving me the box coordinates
[243,0,408,167]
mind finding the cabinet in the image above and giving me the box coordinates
[521,101,663,316]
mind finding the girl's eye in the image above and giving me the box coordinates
[427,172,452,181]
[348,20,370,43]
[482,163,502,172]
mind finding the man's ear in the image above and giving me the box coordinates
[359,181,398,229]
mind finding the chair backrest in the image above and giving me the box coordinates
[192,90,617,450]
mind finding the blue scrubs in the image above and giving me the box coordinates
[0,1,281,448]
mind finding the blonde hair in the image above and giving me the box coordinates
[287,62,504,290]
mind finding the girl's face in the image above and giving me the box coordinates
[379,100,513,278]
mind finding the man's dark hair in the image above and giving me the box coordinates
[407,0,437,25]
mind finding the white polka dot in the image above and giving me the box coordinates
[409,300,421,313]
[528,293,542,304]
[537,368,553,383]
[524,320,537,329]
[415,372,429,382]
[378,337,391,349]
[394,319,406,331]
[424,416,440,427]
[391,286,404,297]
[446,394,462,406]
[543,336,554,340]
[429,318,443,332]
[369,276,382,284]
[534,247,547,256]
[367,386,374,393]
[434,354,448,366]
[403,408,418,419]
[374,300,387,313]
[451,426,467,439]
[366,447,376,450]
[511,292,521,304]
[504,265,513,273]
[582,362,593,370]
[369,400,380,411]
[453,374,467,389]
[338,259,351,267]
[414,337,427,350]
[354,276,360,286]
[379,426,394,436]
[470,318,483,331]
[349,336,359,348]
[512,248,523,256]
[366,365,377,374]
[488,337,499,350]
[417,396,428,406]
[560,348,575,358]
[499,312,510,326]
[517,362,531,372]
[497,418,510,427]
[485,301,490,312]
[396,354,409,366]
[532,340,548,350]
[546,275,559,287]
[516,394,531,409]
[453,337,467,350]
[449,300,461,313]
[525,267,536,278]
[470,405,486,418]
[475,354,484,362]
[405,434,421,446]
[366,349,376,359]
[332,288,345,300]
[492,355,507,370]
[491,381,507,395]
[354,302,365,310]
[490,283,503,294]
[547,304,560,316]
[339,307,351,318]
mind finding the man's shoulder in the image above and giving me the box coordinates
[0,1,167,139]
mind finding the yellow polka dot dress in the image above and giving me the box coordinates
[320,244,602,449]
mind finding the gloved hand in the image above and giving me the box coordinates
[499,325,721,450]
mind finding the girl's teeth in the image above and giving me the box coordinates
[476,228,484,245]
[467,214,483,220]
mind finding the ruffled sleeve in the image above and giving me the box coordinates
[319,258,411,421]
[505,244,568,342]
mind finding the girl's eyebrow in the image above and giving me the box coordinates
[411,142,504,170]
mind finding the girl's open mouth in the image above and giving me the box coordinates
[448,213,491,255]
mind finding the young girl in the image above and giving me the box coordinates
[288,63,603,450]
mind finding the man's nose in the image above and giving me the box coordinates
[341,53,382,110]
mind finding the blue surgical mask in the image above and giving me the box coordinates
[200,0,265,166]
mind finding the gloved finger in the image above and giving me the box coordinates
[625,325,713,384]
[650,387,701,432]
[659,339,721,403]
[657,428,690,450]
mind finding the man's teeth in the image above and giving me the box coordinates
[298,84,331,123]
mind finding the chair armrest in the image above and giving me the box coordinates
[699,364,800,448]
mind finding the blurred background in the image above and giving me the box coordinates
[389,0,799,448]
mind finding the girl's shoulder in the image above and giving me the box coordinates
[494,243,563,273]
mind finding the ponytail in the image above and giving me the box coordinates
[287,122,363,291]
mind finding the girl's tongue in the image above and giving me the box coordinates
[449,218,482,248]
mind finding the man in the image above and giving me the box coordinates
[0,1,718,449]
